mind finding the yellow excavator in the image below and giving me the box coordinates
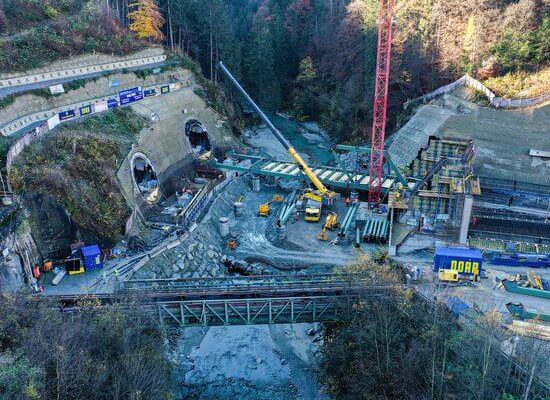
[258,195,283,217]
[317,212,339,240]
[218,62,336,218]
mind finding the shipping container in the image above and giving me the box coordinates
[434,247,482,278]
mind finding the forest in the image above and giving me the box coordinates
[1,0,547,141]
[321,256,548,400]
[107,0,549,141]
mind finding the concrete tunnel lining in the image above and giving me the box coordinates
[130,152,160,203]
[185,119,212,157]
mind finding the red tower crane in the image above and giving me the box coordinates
[367,0,395,208]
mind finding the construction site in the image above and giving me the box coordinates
[0,0,549,398]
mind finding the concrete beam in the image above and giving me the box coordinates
[459,195,473,244]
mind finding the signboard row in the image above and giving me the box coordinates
[46,85,172,127]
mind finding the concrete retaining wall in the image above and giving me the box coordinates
[1,81,188,137]
[5,81,188,176]
[409,74,550,109]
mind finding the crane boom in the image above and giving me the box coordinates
[368,0,395,208]
[218,62,334,198]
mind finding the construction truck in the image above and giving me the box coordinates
[258,195,283,217]
[218,62,336,206]
[304,191,322,222]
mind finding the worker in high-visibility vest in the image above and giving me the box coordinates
[32,265,41,279]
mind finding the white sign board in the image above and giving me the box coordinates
[49,84,65,95]
[94,101,108,113]
[47,114,60,130]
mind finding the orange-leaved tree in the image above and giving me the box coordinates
[128,0,165,42]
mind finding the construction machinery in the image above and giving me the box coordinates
[368,0,395,208]
[317,212,339,241]
[217,62,336,204]
[303,191,322,222]
[258,195,283,217]
[227,238,238,250]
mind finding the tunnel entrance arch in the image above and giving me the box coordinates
[131,153,160,204]
[185,119,212,160]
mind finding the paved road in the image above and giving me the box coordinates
[0,62,165,98]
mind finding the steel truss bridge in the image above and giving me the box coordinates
[211,149,410,194]
[49,274,385,327]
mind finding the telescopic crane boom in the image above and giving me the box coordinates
[217,62,335,199]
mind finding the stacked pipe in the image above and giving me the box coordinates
[277,191,297,228]
[361,217,389,243]
[338,203,359,238]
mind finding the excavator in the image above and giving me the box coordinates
[317,212,339,241]
[258,195,283,217]
[217,62,336,221]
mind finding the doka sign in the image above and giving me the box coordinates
[118,87,143,105]
[433,247,483,279]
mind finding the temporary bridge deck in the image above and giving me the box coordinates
[47,274,385,327]
[212,153,398,193]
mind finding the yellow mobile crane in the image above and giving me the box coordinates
[218,62,336,220]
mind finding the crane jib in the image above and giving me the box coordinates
[217,62,291,151]
[217,62,334,198]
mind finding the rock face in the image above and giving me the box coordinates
[24,193,80,259]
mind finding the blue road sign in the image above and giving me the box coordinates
[58,109,75,121]
[119,87,143,105]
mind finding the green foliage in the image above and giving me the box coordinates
[297,56,316,82]
[0,5,142,73]
[321,258,549,399]
[483,67,550,98]
[492,17,550,73]
[0,95,16,111]
[0,294,172,400]
[9,109,142,244]
[0,0,85,33]
[0,353,44,400]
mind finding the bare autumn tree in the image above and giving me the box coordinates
[0,294,172,400]
[321,255,550,399]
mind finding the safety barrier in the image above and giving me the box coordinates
[469,236,550,253]
[0,53,166,91]
[408,74,550,109]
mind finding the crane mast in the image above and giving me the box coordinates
[217,61,335,199]
[368,0,395,208]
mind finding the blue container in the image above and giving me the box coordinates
[81,245,103,271]
[434,247,482,277]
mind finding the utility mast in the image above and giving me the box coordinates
[368,0,395,208]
